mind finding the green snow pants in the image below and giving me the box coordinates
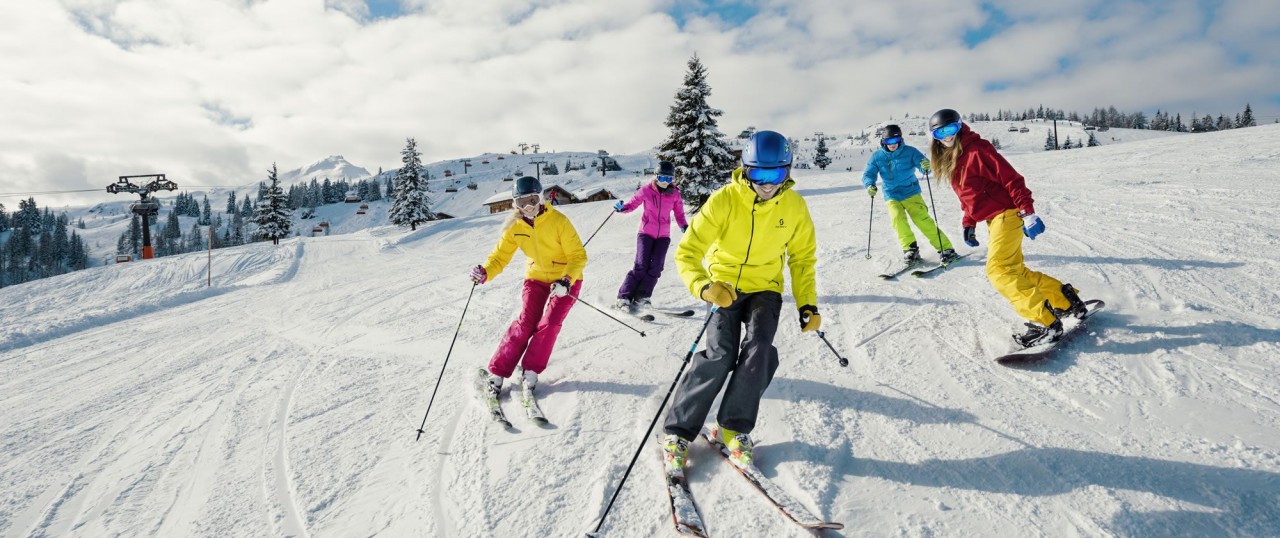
[886,193,952,252]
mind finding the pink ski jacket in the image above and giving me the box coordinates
[618,181,689,239]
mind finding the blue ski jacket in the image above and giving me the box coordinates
[861,144,928,202]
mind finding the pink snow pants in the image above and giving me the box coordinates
[488,278,583,378]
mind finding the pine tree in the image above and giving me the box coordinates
[389,138,432,231]
[1044,130,1057,151]
[226,191,237,215]
[813,137,832,170]
[1239,103,1255,127]
[657,54,738,208]
[1087,132,1101,147]
[253,163,293,245]
[201,197,212,225]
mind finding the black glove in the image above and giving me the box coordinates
[550,277,572,298]
[963,226,979,247]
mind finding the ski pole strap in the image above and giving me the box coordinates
[816,330,848,367]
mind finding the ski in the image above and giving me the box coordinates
[699,428,844,531]
[911,253,970,277]
[658,436,708,537]
[878,259,923,280]
[658,309,697,317]
[996,300,1106,365]
[515,367,549,425]
[473,368,512,428]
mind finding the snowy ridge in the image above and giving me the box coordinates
[2,125,1280,536]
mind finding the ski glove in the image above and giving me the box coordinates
[963,226,979,247]
[920,159,931,173]
[469,265,487,284]
[700,281,737,308]
[1020,213,1045,240]
[799,305,821,333]
[550,277,572,298]
[680,225,688,233]
[613,200,625,212]
[866,185,878,198]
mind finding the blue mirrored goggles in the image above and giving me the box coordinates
[882,136,903,146]
[931,121,962,140]
[656,174,674,183]
[744,166,789,185]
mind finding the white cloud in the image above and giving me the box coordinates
[0,0,1276,206]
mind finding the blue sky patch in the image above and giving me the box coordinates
[964,3,1013,48]
[667,1,759,29]
[365,0,405,20]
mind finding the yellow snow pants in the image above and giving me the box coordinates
[886,194,952,251]
[985,209,1073,326]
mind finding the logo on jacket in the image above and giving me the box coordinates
[776,218,785,228]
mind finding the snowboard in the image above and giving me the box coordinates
[996,300,1106,365]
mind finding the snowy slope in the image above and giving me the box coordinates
[3,126,1279,537]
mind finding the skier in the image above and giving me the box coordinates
[612,160,689,313]
[468,176,588,398]
[660,130,820,473]
[862,124,957,266]
[927,108,1088,347]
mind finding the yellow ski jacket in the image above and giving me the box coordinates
[675,169,818,307]
[483,204,587,284]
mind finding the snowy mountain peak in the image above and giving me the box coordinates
[281,155,372,184]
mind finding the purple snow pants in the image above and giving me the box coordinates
[617,234,671,300]
[488,278,583,378]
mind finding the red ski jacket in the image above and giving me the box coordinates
[947,124,1035,228]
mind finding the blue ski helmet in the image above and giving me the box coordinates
[742,130,792,168]
[512,176,541,198]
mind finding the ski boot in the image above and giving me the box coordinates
[635,297,652,311]
[1013,318,1064,348]
[713,424,754,468]
[614,297,634,311]
[661,434,690,477]
[520,367,538,391]
[938,248,960,265]
[903,242,922,266]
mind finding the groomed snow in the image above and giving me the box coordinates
[3,125,1279,537]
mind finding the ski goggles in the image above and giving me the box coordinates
[882,136,903,146]
[931,121,962,140]
[514,193,541,208]
[743,165,789,185]
[656,174,674,184]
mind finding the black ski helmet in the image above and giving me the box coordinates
[930,108,962,130]
[657,161,676,177]
[513,176,541,198]
[881,124,904,149]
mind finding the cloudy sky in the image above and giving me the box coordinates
[2,0,1277,206]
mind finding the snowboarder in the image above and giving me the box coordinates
[862,124,957,265]
[468,176,588,398]
[612,160,689,313]
[927,108,1088,347]
[660,130,820,473]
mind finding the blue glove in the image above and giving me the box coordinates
[613,200,625,212]
[680,225,688,233]
[963,226,979,247]
[1021,213,1045,240]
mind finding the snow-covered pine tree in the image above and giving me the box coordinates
[657,54,738,208]
[1044,131,1057,151]
[1238,104,1255,128]
[253,163,293,245]
[813,137,832,170]
[389,137,432,231]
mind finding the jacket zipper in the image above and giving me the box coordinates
[733,201,757,291]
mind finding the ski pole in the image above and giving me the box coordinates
[865,194,875,260]
[568,293,646,337]
[581,210,615,247]
[590,306,718,536]
[815,330,849,367]
[414,281,477,441]
[923,170,945,253]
